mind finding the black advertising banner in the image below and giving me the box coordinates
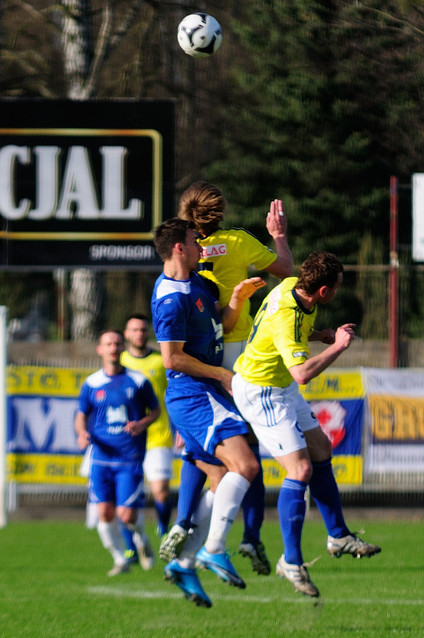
[0,99,174,268]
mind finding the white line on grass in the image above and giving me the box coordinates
[87,586,423,606]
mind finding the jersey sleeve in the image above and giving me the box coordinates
[78,382,92,415]
[240,230,277,271]
[153,294,187,343]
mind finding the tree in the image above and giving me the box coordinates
[205,0,424,264]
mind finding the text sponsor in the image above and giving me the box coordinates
[89,244,156,261]
[201,244,227,258]
[369,395,424,442]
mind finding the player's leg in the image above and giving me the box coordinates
[239,437,270,575]
[164,488,215,608]
[159,459,208,561]
[144,446,174,536]
[91,464,129,576]
[223,341,270,574]
[116,465,154,570]
[304,425,381,558]
[196,434,259,589]
[232,374,319,597]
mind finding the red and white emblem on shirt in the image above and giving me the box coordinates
[195,297,204,312]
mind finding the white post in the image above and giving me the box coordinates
[0,306,7,527]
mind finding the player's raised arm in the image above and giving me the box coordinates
[265,199,293,279]
[289,324,356,386]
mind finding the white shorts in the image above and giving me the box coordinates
[231,373,318,457]
[222,340,247,370]
[143,447,173,483]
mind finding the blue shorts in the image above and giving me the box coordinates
[89,461,145,508]
[165,377,249,465]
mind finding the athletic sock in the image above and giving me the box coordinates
[277,478,307,566]
[309,459,350,538]
[154,497,174,536]
[178,490,215,569]
[205,471,250,554]
[175,460,207,529]
[241,445,264,544]
[97,519,126,565]
[119,520,137,553]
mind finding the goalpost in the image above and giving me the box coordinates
[0,306,7,527]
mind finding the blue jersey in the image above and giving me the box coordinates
[78,368,159,464]
[151,271,224,380]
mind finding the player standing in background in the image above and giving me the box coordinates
[74,329,160,576]
[152,217,266,607]
[118,314,174,563]
[160,182,293,575]
[232,251,381,598]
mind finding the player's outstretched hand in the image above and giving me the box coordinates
[233,276,266,302]
[266,198,287,237]
[334,323,356,350]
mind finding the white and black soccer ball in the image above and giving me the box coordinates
[177,13,222,58]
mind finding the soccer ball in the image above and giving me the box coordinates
[177,13,222,58]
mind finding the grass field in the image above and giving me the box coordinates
[0,512,423,638]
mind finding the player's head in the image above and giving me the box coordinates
[178,181,225,236]
[154,218,200,270]
[297,251,344,304]
[124,314,150,351]
[97,329,125,363]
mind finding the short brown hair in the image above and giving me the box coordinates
[178,181,225,236]
[98,329,124,343]
[153,218,194,261]
[297,251,343,295]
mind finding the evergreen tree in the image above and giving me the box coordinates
[206,0,424,263]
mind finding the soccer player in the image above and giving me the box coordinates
[118,314,174,561]
[151,217,265,607]
[231,251,381,598]
[74,329,160,576]
[160,182,292,575]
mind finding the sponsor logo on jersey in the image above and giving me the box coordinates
[195,297,204,312]
[95,390,106,401]
[293,351,307,358]
[201,243,227,258]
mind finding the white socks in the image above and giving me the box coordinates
[205,471,250,554]
[97,519,126,566]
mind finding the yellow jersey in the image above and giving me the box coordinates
[120,349,173,450]
[198,228,277,342]
[234,277,317,388]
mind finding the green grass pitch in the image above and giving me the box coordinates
[0,512,423,638]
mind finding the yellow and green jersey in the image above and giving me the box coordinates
[198,228,277,342]
[120,349,173,449]
[234,277,317,387]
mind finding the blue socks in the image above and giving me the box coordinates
[278,478,307,565]
[176,460,207,529]
[154,497,174,536]
[119,520,137,554]
[241,445,264,544]
[308,459,350,538]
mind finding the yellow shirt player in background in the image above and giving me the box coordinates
[121,314,174,549]
[159,181,293,577]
